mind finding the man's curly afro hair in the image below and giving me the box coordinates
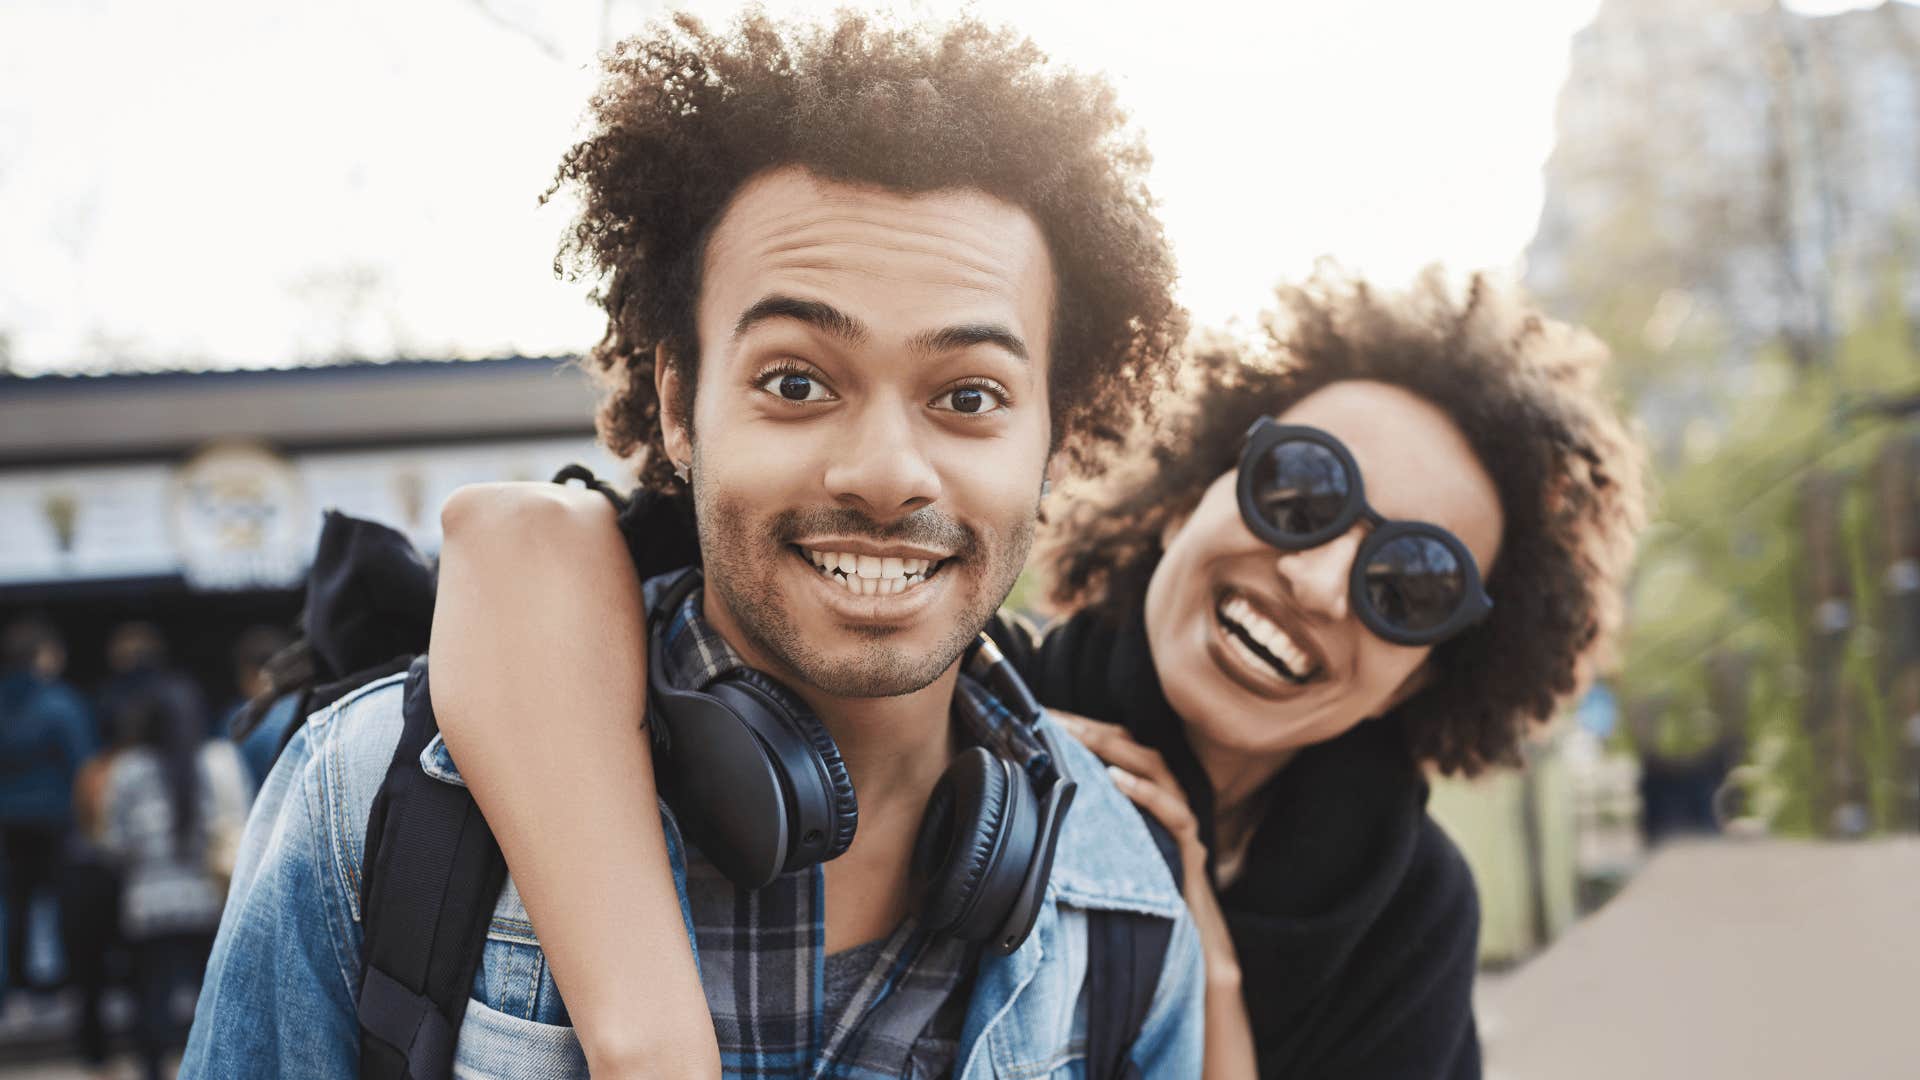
[546,11,1185,491]
[1042,270,1648,776]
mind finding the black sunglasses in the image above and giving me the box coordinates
[1236,419,1492,647]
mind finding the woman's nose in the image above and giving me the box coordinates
[1274,528,1361,621]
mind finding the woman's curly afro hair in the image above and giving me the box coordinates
[1042,270,1648,776]
[547,10,1185,491]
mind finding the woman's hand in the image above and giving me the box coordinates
[1054,714,1234,975]
[1056,711,1259,1080]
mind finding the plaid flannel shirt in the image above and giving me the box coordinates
[649,571,1053,1080]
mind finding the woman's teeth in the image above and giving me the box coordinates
[802,548,941,596]
[1219,595,1315,681]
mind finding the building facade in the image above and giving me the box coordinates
[0,356,622,700]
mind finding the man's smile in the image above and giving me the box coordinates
[797,544,950,596]
[779,542,959,627]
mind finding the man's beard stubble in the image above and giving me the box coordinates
[695,485,1035,699]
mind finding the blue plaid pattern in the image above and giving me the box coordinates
[650,570,1041,1080]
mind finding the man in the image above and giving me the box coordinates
[184,12,1200,1078]
[0,618,93,1000]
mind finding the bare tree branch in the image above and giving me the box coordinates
[469,0,565,62]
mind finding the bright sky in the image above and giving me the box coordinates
[0,0,1885,374]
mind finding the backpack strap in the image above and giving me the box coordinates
[355,658,508,1080]
[1083,812,1184,1080]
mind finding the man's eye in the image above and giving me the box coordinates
[930,384,1008,415]
[758,371,833,403]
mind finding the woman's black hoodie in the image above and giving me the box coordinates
[991,610,1482,1079]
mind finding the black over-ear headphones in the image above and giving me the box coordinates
[645,567,1076,955]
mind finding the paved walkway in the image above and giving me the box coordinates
[0,989,175,1080]
[0,1054,150,1080]
[1477,838,1920,1079]
[0,1066,108,1080]
[0,1049,154,1078]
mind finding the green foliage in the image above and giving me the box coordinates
[1609,274,1920,835]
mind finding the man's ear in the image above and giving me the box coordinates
[654,342,693,469]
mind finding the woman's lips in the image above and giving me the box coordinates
[1216,594,1316,684]
[1204,607,1309,699]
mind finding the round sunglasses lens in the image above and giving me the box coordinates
[1249,439,1350,538]
[1362,534,1466,634]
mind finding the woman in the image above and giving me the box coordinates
[98,671,252,1080]
[66,702,128,1079]
[429,271,1645,1078]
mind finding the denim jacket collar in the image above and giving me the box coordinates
[1026,713,1186,919]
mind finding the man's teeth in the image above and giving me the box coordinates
[803,548,940,595]
[1221,596,1314,678]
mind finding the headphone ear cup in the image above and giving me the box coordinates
[913,747,1014,937]
[721,668,859,861]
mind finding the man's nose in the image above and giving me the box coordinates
[1274,528,1360,621]
[821,399,942,519]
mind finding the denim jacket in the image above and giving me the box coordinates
[0,671,94,826]
[182,672,1204,1078]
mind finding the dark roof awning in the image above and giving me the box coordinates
[0,356,599,466]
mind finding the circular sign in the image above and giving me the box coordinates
[170,442,307,590]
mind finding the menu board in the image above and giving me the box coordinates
[0,465,178,584]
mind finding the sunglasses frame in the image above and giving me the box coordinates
[1236,418,1493,648]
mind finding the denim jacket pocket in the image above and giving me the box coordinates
[449,879,582,1075]
[471,877,572,1026]
[453,995,588,1080]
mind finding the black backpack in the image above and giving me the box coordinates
[254,475,1181,1080]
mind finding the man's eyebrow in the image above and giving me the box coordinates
[732,295,869,344]
[909,324,1030,364]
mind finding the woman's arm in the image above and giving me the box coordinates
[1058,713,1260,1080]
[431,482,718,1079]
[73,752,114,843]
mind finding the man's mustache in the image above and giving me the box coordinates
[770,506,977,559]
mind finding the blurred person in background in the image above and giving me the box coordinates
[0,617,94,1006]
[95,623,174,742]
[98,670,251,1080]
[64,699,131,1080]
[223,625,297,787]
[429,271,1648,1078]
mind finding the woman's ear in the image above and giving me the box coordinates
[655,342,692,470]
